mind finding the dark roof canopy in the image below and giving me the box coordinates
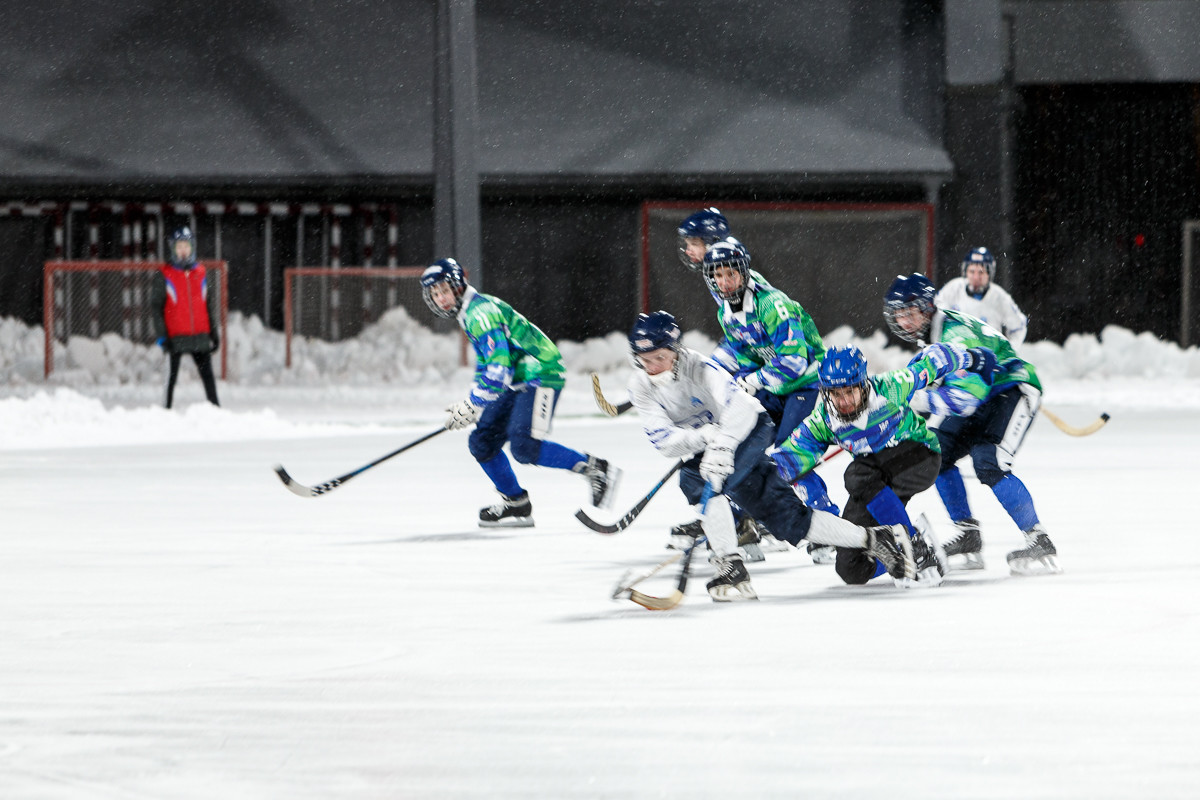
[0,0,951,186]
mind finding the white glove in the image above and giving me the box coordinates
[735,373,762,395]
[697,423,721,446]
[444,399,483,430]
[699,445,736,492]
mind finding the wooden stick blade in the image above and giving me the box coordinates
[628,589,685,611]
[1041,407,1110,437]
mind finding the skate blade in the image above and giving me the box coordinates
[478,516,534,528]
[903,565,945,589]
[809,546,837,565]
[947,553,985,572]
[708,582,758,602]
[760,534,791,553]
[1008,554,1062,576]
[739,543,766,563]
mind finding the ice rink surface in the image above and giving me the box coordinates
[2,379,1198,799]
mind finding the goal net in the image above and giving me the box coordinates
[43,261,228,379]
[283,266,457,367]
[641,201,934,342]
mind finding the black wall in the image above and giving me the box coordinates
[1013,84,1200,343]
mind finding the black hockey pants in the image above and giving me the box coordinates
[835,440,940,585]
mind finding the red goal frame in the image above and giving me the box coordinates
[43,261,229,379]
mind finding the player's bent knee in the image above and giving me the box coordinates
[467,431,504,463]
[835,550,877,585]
[508,436,542,464]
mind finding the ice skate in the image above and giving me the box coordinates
[1006,524,1062,576]
[903,514,947,588]
[667,519,704,551]
[943,517,984,571]
[756,518,791,553]
[706,553,758,602]
[577,455,622,509]
[478,491,534,528]
[866,523,915,581]
[807,542,837,564]
[736,516,766,563]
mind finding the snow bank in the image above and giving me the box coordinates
[7,310,1199,390]
[1,310,1199,451]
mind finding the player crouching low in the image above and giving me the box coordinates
[626,312,916,601]
[771,343,997,587]
[421,258,621,527]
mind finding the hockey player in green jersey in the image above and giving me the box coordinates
[420,259,621,527]
[884,273,1060,576]
[700,239,840,518]
[772,343,996,585]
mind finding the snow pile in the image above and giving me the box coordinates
[0,388,389,450]
[3,309,1200,392]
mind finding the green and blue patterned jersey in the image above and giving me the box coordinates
[710,279,825,394]
[772,343,972,482]
[457,287,566,407]
[921,309,1041,417]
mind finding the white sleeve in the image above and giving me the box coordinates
[997,287,1028,348]
[700,360,759,450]
[628,373,707,458]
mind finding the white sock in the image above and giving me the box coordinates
[701,494,738,557]
[806,510,870,549]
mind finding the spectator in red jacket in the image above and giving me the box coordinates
[150,226,221,408]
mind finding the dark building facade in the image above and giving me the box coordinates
[2,0,1199,346]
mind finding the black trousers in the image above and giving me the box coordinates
[166,351,220,409]
[835,440,941,585]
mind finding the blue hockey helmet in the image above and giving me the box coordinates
[819,345,871,420]
[629,310,682,355]
[961,246,996,280]
[677,207,731,271]
[702,239,751,303]
[420,258,469,319]
[883,273,937,343]
[168,226,196,266]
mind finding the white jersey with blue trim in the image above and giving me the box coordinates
[627,348,764,459]
[935,277,1028,349]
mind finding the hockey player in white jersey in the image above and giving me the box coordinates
[935,247,1029,348]
[626,311,916,601]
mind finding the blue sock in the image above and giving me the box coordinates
[865,487,913,579]
[865,486,913,536]
[992,473,1040,531]
[935,468,972,521]
[479,453,523,497]
[534,441,588,472]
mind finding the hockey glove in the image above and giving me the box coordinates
[699,445,736,493]
[735,373,762,396]
[209,335,220,353]
[962,347,997,384]
[444,399,483,430]
[156,337,168,350]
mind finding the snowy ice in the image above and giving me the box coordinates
[2,310,1199,798]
